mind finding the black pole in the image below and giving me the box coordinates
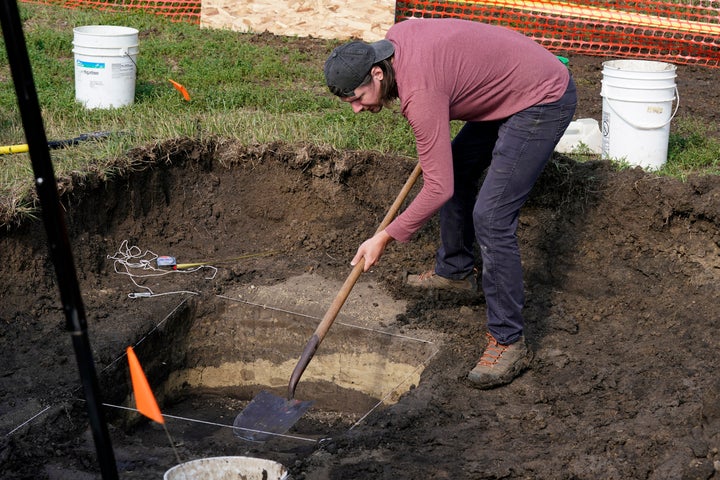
[0,2,119,479]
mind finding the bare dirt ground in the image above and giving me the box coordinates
[1,35,720,480]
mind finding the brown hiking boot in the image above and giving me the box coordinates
[405,269,477,292]
[467,333,531,389]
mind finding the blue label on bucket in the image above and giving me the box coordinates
[76,59,105,69]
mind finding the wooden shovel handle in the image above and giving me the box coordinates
[288,161,423,399]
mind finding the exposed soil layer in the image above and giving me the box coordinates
[1,42,720,480]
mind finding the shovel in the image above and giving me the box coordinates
[233,161,423,442]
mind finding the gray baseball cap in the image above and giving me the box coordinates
[324,40,395,97]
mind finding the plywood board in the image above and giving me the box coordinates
[201,0,395,41]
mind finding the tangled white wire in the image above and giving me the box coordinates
[108,240,217,298]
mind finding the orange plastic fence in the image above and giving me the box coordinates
[19,0,720,67]
[395,0,720,67]
[21,0,201,24]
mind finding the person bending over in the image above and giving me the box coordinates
[324,18,577,388]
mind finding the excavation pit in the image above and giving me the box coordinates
[149,273,440,441]
[3,133,720,478]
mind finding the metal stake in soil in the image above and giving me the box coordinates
[0,2,118,478]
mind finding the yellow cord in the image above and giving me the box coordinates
[174,250,279,270]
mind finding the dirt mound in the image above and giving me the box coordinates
[2,51,720,479]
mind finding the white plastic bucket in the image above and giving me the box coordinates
[164,456,289,480]
[600,59,678,170]
[72,25,139,109]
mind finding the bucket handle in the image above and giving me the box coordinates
[122,49,138,71]
[605,86,679,130]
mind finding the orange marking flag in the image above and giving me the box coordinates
[168,79,191,101]
[126,346,165,424]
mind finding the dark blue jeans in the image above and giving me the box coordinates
[435,77,577,344]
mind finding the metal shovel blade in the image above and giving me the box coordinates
[233,390,314,442]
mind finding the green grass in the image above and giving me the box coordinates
[0,4,417,152]
[664,118,720,177]
[1,3,718,226]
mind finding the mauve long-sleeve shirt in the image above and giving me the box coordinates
[383,18,570,243]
